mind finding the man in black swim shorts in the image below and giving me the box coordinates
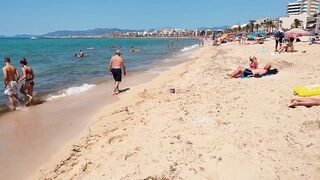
[109,50,126,95]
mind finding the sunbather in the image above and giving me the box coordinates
[228,56,258,78]
[288,98,320,108]
[228,63,272,78]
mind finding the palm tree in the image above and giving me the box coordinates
[266,20,273,32]
[237,25,241,33]
[249,21,255,32]
[293,19,301,28]
[244,24,251,33]
[255,24,260,32]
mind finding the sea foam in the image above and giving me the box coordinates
[180,44,198,52]
[46,84,95,101]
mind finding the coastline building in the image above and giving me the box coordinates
[280,0,320,29]
[287,0,320,16]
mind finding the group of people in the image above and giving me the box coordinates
[227,56,273,78]
[2,49,127,111]
[227,56,320,108]
[3,57,34,110]
[274,29,298,53]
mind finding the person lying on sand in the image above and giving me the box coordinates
[289,98,320,108]
[228,64,272,78]
[227,56,258,78]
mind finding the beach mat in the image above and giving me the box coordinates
[294,84,320,97]
[240,68,278,79]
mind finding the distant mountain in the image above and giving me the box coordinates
[42,28,144,37]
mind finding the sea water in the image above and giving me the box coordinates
[0,38,197,106]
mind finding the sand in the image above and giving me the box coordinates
[28,40,320,180]
[0,49,194,180]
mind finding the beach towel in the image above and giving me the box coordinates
[240,68,278,79]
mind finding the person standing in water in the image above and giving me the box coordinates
[79,50,84,57]
[18,58,35,104]
[2,57,20,110]
[109,50,126,95]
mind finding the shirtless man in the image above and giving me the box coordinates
[109,50,126,95]
[228,63,272,78]
[2,57,20,110]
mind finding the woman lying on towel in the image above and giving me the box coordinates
[228,63,272,78]
[289,98,320,108]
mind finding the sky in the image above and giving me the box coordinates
[0,0,294,36]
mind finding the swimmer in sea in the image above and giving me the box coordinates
[130,46,142,52]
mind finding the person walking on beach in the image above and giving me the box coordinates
[274,29,284,52]
[2,57,20,110]
[18,58,35,104]
[109,50,126,95]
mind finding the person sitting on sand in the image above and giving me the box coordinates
[279,38,295,53]
[18,58,35,104]
[228,63,272,78]
[289,98,320,108]
[228,56,258,78]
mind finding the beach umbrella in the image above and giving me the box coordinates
[256,30,265,37]
[285,32,301,38]
[220,33,228,40]
[246,34,257,39]
[287,28,312,36]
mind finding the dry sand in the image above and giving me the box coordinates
[32,41,320,180]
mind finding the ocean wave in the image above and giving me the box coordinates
[180,44,198,52]
[46,84,95,101]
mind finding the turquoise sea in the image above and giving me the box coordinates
[0,38,197,106]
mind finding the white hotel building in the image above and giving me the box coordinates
[287,0,320,16]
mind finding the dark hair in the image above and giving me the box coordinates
[289,38,294,42]
[4,57,10,63]
[20,58,27,65]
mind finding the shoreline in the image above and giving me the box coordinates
[31,40,320,179]
[0,45,199,180]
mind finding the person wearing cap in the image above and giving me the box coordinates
[109,50,126,95]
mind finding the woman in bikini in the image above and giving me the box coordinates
[18,58,35,104]
[228,56,258,78]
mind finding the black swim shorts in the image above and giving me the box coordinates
[111,68,122,82]
[243,68,253,77]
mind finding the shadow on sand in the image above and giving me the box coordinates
[119,88,130,94]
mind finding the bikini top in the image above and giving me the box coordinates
[249,62,257,69]
[25,67,34,81]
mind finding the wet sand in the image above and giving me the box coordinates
[0,49,197,180]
